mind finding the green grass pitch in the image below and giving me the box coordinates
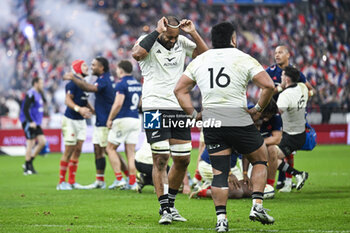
[0,145,350,232]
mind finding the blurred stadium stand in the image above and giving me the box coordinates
[0,0,349,128]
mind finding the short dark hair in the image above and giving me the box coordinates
[284,66,300,83]
[211,22,236,49]
[262,98,278,116]
[165,15,180,27]
[95,56,109,73]
[32,77,40,86]
[118,60,133,74]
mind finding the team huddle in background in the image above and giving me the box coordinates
[19,16,315,233]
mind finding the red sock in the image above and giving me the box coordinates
[68,160,78,185]
[115,172,123,181]
[59,160,69,184]
[285,154,294,178]
[96,174,104,182]
[123,170,129,177]
[194,169,202,181]
[129,174,136,185]
[267,179,275,186]
[197,188,208,197]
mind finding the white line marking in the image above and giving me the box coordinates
[25,224,350,232]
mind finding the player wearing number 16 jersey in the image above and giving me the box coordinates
[175,22,275,232]
[106,60,142,191]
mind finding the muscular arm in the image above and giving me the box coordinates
[65,93,77,111]
[65,93,91,118]
[264,130,282,146]
[252,71,275,110]
[132,44,149,61]
[71,76,98,92]
[174,74,196,116]
[107,94,125,122]
[189,31,208,58]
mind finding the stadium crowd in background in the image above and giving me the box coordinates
[0,0,349,123]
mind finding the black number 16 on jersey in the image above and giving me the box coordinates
[208,67,230,88]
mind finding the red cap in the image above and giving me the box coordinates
[71,60,85,75]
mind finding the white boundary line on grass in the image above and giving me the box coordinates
[27,224,350,232]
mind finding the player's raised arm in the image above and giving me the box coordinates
[180,19,208,58]
[132,17,167,61]
[63,72,98,92]
[174,74,199,120]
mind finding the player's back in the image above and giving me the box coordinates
[184,48,264,126]
[115,75,142,119]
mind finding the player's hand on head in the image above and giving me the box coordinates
[63,72,74,81]
[180,19,195,34]
[156,17,168,33]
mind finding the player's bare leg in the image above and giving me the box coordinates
[245,144,274,225]
[106,142,127,189]
[125,143,137,189]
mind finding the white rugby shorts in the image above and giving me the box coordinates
[108,118,141,145]
[62,116,87,145]
[92,126,109,147]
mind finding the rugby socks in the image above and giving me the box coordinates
[198,188,208,197]
[285,154,294,178]
[215,205,227,216]
[129,174,136,185]
[194,169,202,181]
[267,179,275,186]
[123,170,129,177]
[115,172,123,181]
[68,160,78,185]
[252,192,264,205]
[168,188,178,208]
[95,157,106,181]
[278,160,301,176]
[59,160,69,183]
[96,174,105,182]
[158,194,171,213]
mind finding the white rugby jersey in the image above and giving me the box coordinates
[183,48,265,127]
[136,34,196,110]
[277,82,308,135]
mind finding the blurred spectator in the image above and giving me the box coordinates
[0,0,349,120]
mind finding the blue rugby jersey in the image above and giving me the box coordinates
[260,113,283,138]
[266,64,306,100]
[64,77,89,120]
[201,148,240,168]
[114,75,142,119]
[94,72,115,127]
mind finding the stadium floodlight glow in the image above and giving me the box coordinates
[23,24,35,39]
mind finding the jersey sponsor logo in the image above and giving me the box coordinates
[144,110,161,129]
[273,76,277,80]
[166,57,176,62]
[163,61,178,67]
